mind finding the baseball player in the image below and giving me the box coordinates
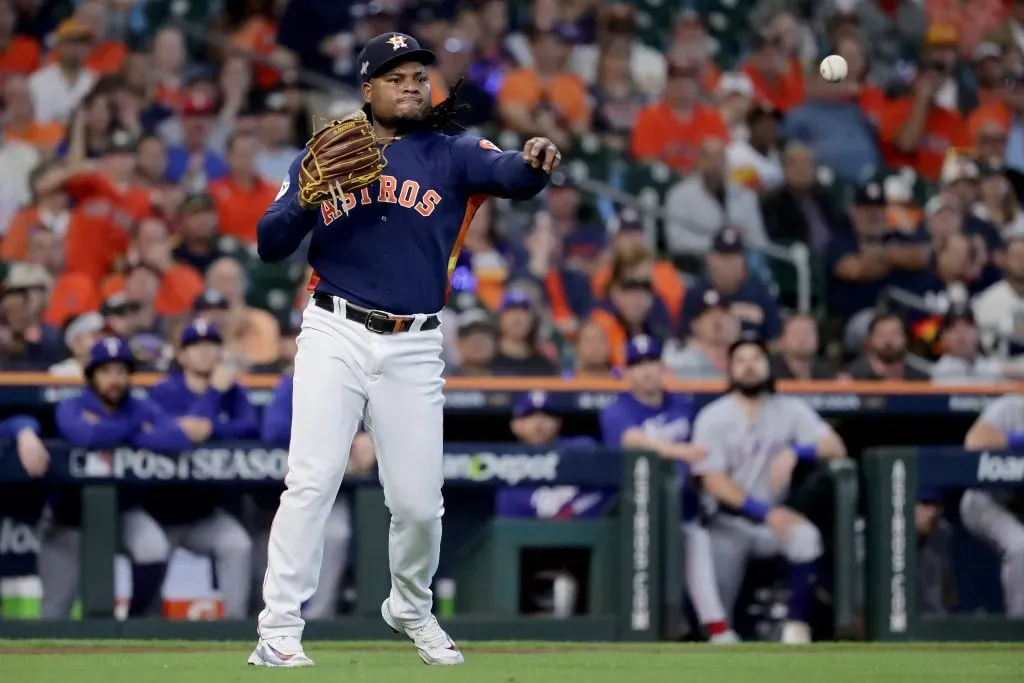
[45,337,194,618]
[258,371,375,619]
[598,336,740,642]
[251,32,559,667]
[495,391,602,520]
[122,320,256,618]
[690,336,847,643]
[961,395,1024,615]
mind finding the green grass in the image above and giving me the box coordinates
[0,641,1022,683]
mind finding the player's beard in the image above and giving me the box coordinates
[730,376,774,398]
[375,106,428,135]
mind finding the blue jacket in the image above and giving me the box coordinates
[261,373,294,447]
[148,372,259,440]
[257,132,549,314]
[52,389,192,526]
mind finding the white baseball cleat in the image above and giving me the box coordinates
[381,598,465,665]
[780,620,812,644]
[709,630,741,644]
[247,636,315,667]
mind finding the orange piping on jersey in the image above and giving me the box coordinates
[445,194,487,300]
[306,269,321,292]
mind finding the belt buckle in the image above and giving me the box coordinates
[364,310,395,334]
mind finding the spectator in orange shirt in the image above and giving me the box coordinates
[230,5,297,89]
[589,242,674,368]
[767,11,807,101]
[2,160,74,263]
[204,257,281,371]
[101,217,205,319]
[591,207,686,328]
[73,0,127,75]
[150,26,185,110]
[881,65,971,182]
[59,129,155,282]
[1,74,64,155]
[19,222,99,328]
[498,24,591,150]
[208,133,278,244]
[669,10,722,96]
[972,42,1007,107]
[742,29,805,114]
[631,59,729,174]
[0,1,40,75]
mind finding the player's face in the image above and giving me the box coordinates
[728,344,771,396]
[181,340,220,376]
[92,363,130,404]
[626,359,663,395]
[364,62,431,127]
[511,412,561,446]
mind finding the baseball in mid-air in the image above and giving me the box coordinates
[819,54,848,83]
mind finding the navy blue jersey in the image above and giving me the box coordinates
[257,132,549,314]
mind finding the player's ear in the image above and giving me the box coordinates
[361,81,372,105]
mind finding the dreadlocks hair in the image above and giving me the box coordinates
[361,78,472,132]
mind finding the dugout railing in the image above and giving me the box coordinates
[864,446,1024,641]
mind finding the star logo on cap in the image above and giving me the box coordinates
[386,34,408,51]
[361,60,369,76]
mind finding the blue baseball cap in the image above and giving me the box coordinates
[513,391,555,418]
[357,32,435,83]
[625,335,663,367]
[85,336,135,375]
[500,289,533,310]
[181,319,222,347]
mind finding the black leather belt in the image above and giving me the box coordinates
[312,291,440,335]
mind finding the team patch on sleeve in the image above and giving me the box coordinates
[275,175,290,201]
[479,139,501,152]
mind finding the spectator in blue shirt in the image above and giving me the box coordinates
[680,227,781,341]
[164,92,229,186]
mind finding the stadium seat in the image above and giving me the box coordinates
[245,258,306,329]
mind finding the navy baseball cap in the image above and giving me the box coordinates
[853,180,886,207]
[500,289,533,310]
[181,319,222,347]
[193,290,229,312]
[85,336,135,375]
[696,289,728,317]
[357,32,435,83]
[711,227,745,254]
[513,391,555,418]
[625,335,663,366]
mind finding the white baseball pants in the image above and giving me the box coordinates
[257,297,446,640]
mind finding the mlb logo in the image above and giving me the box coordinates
[84,451,113,477]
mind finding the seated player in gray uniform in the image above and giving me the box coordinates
[690,335,847,643]
[962,395,1024,615]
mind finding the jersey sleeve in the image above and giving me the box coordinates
[256,150,321,263]
[787,398,832,445]
[212,386,260,440]
[131,399,194,453]
[979,396,1022,435]
[690,404,730,476]
[0,415,41,439]
[450,135,549,200]
[55,399,137,448]
[598,402,634,448]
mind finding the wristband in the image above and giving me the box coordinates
[795,445,818,462]
[1008,434,1024,450]
[741,496,771,523]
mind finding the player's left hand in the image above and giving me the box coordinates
[769,447,798,495]
[522,137,562,172]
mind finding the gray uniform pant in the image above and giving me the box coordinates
[706,514,823,615]
[252,499,352,619]
[121,508,253,618]
[38,525,81,619]
[960,490,1024,615]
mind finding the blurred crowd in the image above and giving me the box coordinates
[3,0,1024,384]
